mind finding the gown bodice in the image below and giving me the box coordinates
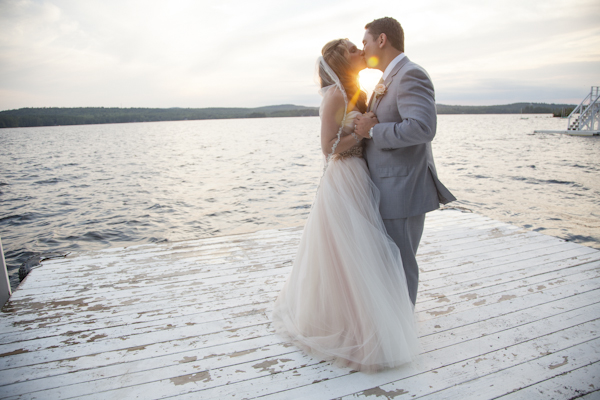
[335,110,364,160]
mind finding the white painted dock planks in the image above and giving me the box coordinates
[0,209,598,399]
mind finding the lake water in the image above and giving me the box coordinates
[1,115,599,289]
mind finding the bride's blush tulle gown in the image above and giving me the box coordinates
[272,111,420,372]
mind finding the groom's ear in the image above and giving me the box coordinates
[378,33,388,49]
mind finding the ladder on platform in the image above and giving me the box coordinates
[567,86,600,132]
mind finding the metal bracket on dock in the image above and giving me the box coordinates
[0,237,12,307]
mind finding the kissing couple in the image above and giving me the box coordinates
[272,17,456,372]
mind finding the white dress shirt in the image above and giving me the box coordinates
[369,53,406,138]
[382,53,406,81]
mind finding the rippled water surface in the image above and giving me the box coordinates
[1,115,599,289]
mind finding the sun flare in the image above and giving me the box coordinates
[359,69,383,96]
[367,56,379,68]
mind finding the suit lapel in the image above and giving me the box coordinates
[367,77,383,112]
[367,93,375,112]
[372,56,410,112]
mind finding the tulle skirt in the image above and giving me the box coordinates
[272,156,420,372]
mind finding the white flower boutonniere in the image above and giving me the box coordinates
[373,83,387,98]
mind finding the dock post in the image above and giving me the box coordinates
[0,237,11,307]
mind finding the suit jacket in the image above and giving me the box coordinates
[364,56,456,219]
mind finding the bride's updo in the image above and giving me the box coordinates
[320,39,367,113]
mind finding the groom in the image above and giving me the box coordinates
[355,17,455,305]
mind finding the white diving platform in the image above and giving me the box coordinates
[536,86,600,136]
[533,129,599,136]
[0,210,599,399]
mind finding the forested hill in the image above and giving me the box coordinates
[0,102,576,128]
[436,102,575,115]
[0,105,319,128]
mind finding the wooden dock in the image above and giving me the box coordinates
[1,210,599,399]
[534,129,600,136]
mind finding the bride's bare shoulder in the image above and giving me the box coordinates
[323,86,343,101]
[321,86,345,112]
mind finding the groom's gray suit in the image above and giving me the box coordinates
[364,55,455,304]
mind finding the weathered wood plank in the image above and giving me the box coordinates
[496,361,600,399]
[1,263,597,362]
[420,246,599,291]
[0,326,278,385]
[415,339,600,400]
[3,259,596,350]
[20,219,517,297]
[572,389,600,399]
[176,319,600,399]
[4,258,291,310]
[417,263,600,323]
[5,241,599,329]
[2,285,598,396]
[2,259,598,350]
[260,316,600,400]
[12,245,298,294]
[418,251,600,307]
[0,210,597,399]
[3,299,597,399]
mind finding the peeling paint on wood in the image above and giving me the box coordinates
[359,386,409,398]
[549,356,569,369]
[427,306,455,316]
[0,348,29,357]
[252,359,279,373]
[170,371,211,385]
[230,349,256,358]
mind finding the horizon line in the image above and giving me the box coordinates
[0,101,579,113]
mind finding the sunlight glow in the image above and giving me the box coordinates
[0,0,596,109]
[359,69,383,96]
[367,56,379,68]
[348,88,361,112]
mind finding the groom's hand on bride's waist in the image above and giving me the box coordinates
[355,112,378,139]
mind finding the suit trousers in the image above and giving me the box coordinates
[383,213,426,305]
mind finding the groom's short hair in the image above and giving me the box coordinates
[365,17,404,52]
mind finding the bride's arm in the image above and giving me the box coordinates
[320,88,361,156]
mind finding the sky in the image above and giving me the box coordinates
[0,0,599,111]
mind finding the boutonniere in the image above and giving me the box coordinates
[373,83,388,98]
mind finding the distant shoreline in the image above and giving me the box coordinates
[0,103,577,129]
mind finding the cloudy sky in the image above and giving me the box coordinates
[1,0,599,111]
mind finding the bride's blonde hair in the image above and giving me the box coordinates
[320,39,367,113]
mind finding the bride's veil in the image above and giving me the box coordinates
[316,56,349,168]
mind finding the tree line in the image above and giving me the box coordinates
[0,102,577,128]
[0,105,320,128]
[435,102,576,115]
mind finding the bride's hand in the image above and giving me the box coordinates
[355,113,378,139]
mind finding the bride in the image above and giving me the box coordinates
[271,39,420,372]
